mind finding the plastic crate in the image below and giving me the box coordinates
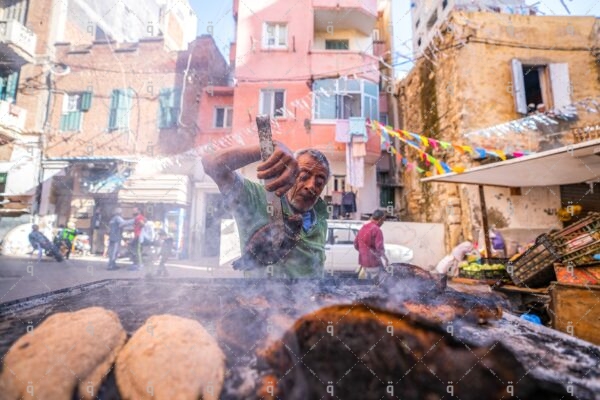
[507,234,561,288]
[551,213,600,247]
[550,212,600,267]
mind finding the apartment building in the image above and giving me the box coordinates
[190,0,397,258]
[0,0,41,236]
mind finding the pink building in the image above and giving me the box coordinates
[192,0,399,258]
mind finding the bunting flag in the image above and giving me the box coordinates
[370,120,531,163]
[368,119,535,177]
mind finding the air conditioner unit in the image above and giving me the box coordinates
[64,94,79,112]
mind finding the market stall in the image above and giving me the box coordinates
[421,139,600,344]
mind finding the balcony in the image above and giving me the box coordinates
[0,100,26,141]
[313,0,377,35]
[310,50,379,82]
[0,19,37,66]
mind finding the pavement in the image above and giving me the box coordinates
[0,254,243,304]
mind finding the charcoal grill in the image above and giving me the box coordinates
[0,278,599,399]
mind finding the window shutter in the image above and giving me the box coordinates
[158,88,169,128]
[510,59,527,114]
[5,71,18,103]
[108,90,119,130]
[548,63,571,111]
[80,91,92,111]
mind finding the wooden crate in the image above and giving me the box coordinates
[554,264,600,285]
[550,282,600,345]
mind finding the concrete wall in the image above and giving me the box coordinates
[381,221,445,269]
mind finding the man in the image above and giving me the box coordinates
[128,207,146,271]
[354,210,390,280]
[29,225,48,262]
[107,208,134,270]
[58,222,79,259]
[201,143,330,278]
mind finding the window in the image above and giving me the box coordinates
[415,19,420,28]
[417,37,422,47]
[331,228,356,245]
[108,88,134,131]
[380,187,395,208]
[214,107,233,128]
[263,23,287,48]
[510,59,571,114]
[0,70,19,103]
[379,112,389,126]
[372,29,380,41]
[60,92,92,132]
[427,10,438,29]
[442,0,448,9]
[313,79,379,120]
[325,40,349,50]
[260,89,285,117]
[158,88,181,128]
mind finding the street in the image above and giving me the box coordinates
[0,255,243,304]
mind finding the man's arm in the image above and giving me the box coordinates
[201,141,299,196]
[119,217,134,228]
[201,145,262,194]
[374,228,389,265]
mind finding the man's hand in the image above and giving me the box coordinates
[256,141,299,197]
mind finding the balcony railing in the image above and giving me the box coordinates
[0,100,27,136]
[310,50,379,82]
[312,0,377,16]
[0,19,37,65]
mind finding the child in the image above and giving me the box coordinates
[156,230,173,277]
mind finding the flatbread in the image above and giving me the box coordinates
[115,314,225,400]
[0,307,126,399]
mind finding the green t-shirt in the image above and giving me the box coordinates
[224,175,328,278]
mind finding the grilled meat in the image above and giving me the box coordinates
[258,304,568,400]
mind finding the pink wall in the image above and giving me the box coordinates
[234,0,314,81]
[195,89,234,147]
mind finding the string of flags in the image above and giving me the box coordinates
[370,120,532,176]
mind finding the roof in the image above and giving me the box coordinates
[421,139,600,187]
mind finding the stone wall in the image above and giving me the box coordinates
[397,12,600,251]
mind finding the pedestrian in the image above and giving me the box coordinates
[28,224,46,262]
[354,210,389,280]
[106,208,134,270]
[128,207,146,271]
[156,230,173,277]
[58,222,79,259]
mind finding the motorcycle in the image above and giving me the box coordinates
[121,237,159,265]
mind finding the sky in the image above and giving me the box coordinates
[189,0,599,77]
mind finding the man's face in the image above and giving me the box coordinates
[133,207,139,216]
[286,154,329,213]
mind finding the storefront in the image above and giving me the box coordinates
[118,174,191,259]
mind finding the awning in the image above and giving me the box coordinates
[421,139,600,187]
[118,174,190,206]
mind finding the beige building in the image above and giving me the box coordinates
[396,11,600,251]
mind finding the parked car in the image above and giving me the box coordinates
[325,220,414,275]
[218,219,413,275]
